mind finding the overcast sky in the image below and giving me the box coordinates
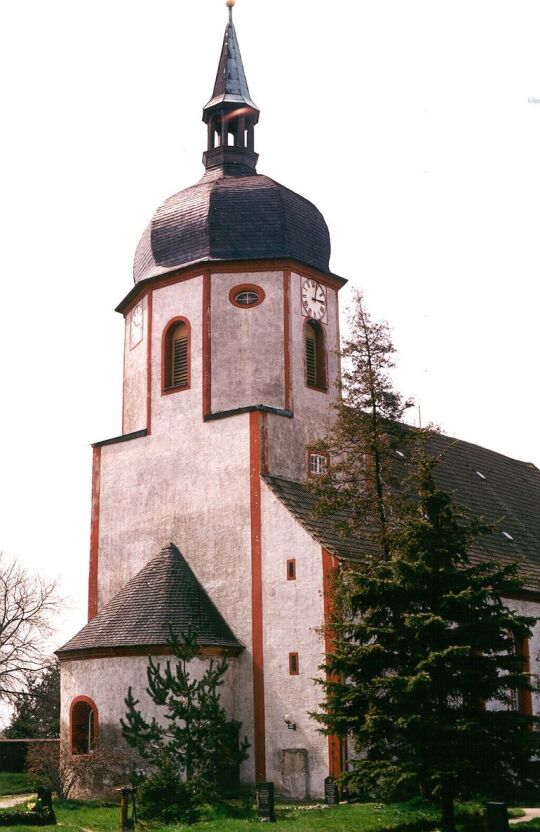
[0,0,539,667]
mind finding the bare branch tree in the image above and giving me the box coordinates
[0,553,59,702]
[27,733,131,800]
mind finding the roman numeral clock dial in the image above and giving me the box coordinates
[301,279,327,321]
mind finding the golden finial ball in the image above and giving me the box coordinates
[226,0,236,8]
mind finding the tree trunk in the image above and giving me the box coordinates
[440,783,456,832]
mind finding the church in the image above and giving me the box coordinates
[57,1,540,799]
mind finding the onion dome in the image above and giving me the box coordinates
[133,5,331,285]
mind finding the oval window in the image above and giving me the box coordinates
[229,284,266,309]
[236,291,259,305]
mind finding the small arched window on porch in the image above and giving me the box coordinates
[70,697,98,755]
[162,318,191,394]
[305,320,327,390]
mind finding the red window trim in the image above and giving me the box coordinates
[289,652,299,675]
[69,695,99,756]
[287,559,296,581]
[161,316,191,396]
[228,284,266,309]
[307,449,330,479]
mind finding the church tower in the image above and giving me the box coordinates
[58,2,347,797]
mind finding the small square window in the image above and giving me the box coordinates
[508,687,519,711]
[289,652,299,675]
[308,452,328,477]
[287,559,296,581]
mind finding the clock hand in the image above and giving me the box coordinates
[311,297,323,303]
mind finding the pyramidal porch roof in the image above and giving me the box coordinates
[57,544,243,659]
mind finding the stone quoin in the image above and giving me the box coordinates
[57,2,540,799]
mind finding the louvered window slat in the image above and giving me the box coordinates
[172,337,188,387]
[306,334,317,386]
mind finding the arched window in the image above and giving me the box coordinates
[70,697,98,755]
[162,318,191,394]
[305,320,327,390]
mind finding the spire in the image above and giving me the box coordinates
[202,1,259,175]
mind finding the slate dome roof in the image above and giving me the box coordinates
[133,169,332,284]
[131,12,333,285]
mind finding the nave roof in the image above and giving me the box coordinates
[266,432,540,593]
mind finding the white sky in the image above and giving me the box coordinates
[0,0,539,661]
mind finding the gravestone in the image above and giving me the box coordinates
[36,787,54,813]
[36,785,56,824]
[281,748,308,799]
[324,776,339,805]
[256,782,276,822]
[485,803,509,832]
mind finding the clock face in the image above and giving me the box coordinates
[301,279,327,321]
[129,303,143,349]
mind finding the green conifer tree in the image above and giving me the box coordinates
[315,456,539,832]
[4,661,60,738]
[311,290,412,557]
[121,626,249,823]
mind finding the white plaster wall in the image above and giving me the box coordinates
[289,272,340,418]
[60,653,242,794]
[150,275,203,434]
[265,411,335,484]
[88,266,347,788]
[97,409,256,779]
[97,417,250,616]
[61,654,239,733]
[210,270,285,414]
[488,598,540,714]
[260,479,329,797]
[265,272,341,482]
[123,294,149,434]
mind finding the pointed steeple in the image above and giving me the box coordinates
[205,11,258,112]
[203,1,260,174]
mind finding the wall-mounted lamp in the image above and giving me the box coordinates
[284,713,297,731]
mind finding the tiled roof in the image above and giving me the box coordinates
[264,476,373,563]
[57,544,243,656]
[265,433,540,592]
[133,169,331,284]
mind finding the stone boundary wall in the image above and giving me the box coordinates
[0,739,59,773]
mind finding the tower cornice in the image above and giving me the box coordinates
[116,258,347,317]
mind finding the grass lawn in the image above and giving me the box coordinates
[0,797,501,832]
[0,772,36,796]
[0,786,529,832]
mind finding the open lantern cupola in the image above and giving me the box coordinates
[203,5,260,174]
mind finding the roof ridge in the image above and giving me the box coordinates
[422,428,538,469]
